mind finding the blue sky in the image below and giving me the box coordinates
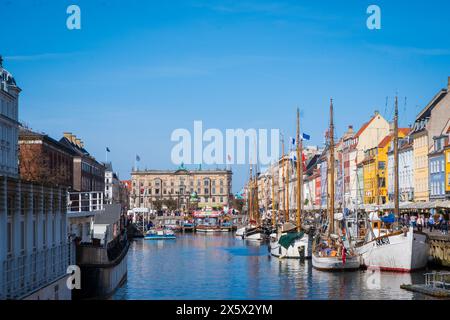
[2,0,450,192]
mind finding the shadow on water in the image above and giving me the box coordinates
[112,233,440,300]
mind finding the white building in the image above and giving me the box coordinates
[104,162,120,204]
[388,137,414,202]
[0,57,73,300]
[0,178,72,300]
[0,56,20,178]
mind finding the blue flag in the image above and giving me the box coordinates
[302,133,311,141]
[106,147,110,152]
[136,155,141,162]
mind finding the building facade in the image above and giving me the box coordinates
[0,57,20,178]
[130,166,232,210]
[0,57,72,300]
[104,162,120,204]
[388,137,414,202]
[18,127,74,187]
[411,77,450,202]
[59,133,105,192]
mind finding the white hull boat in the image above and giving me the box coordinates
[356,226,429,272]
[312,253,360,271]
[269,233,312,259]
[245,231,266,242]
[235,227,246,237]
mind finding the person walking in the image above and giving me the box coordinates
[410,214,417,229]
[416,215,424,232]
[428,215,435,233]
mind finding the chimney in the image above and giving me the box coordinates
[347,125,354,133]
[75,138,82,148]
[63,132,73,142]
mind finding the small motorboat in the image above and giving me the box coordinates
[144,228,176,240]
[220,221,233,232]
[182,220,196,232]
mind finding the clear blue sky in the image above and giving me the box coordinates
[2,0,449,192]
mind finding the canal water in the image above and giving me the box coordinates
[113,233,437,300]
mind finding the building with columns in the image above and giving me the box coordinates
[130,166,232,211]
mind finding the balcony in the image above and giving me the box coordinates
[67,192,104,214]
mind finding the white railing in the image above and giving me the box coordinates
[1,243,74,300]
[67,192,104,212]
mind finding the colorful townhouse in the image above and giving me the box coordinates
[410,77,450,202]
[429,120,450,201]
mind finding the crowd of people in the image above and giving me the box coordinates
[404,213,448,235]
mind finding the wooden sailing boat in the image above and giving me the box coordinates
[270,108,313,259]
[312,99,360,271]
[355,96,429,272]
[242,165,267,241]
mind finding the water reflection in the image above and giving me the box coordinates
[113,233,436,300]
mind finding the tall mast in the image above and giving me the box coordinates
[281,135,287,222]
[393,96,399,222]
[249,165,253,222]
[286,143,290,223]
[272,166,276,227]
[254,171,259,225]
[296,108,303,231]
[329,99,335,236]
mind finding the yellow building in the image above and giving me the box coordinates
[363,129,409,205]
[362,148,377,204]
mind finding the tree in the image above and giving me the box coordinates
[232,198,244,212]
[163,198,177,211]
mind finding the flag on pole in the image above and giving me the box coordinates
[136,155,141,162]
[106,147,110,152]
[302,133,311,141]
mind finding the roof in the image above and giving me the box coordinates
[19,127,75,155]
[378,128,410,148]
[94,204,121,225]
[355,113,379,138]
[415,89,447,122]
[378,135,392,148]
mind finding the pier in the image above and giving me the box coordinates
[426,231,450,268]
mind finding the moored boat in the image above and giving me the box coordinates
[355,97,430,272]
[312,99,360,272]
[144,228,176,240]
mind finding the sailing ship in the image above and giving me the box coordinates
[355,97,429,272]
[270,108,312,259]
[312,99,361,271]
[242,165,268,241]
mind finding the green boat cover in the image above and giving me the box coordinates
[278,232,304,249]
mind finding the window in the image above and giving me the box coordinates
[33,220,37,249]
[20,221,25,251]
[43,221,47,246]
[7,222,13,254]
